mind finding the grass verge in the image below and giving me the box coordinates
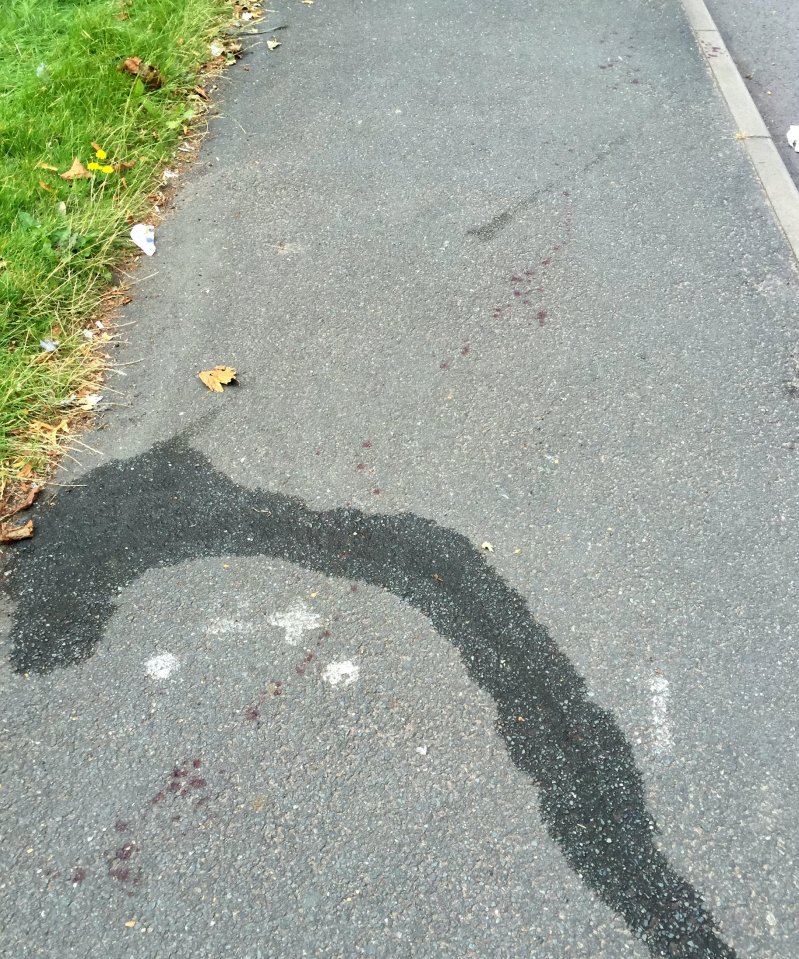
[0,0,235,498]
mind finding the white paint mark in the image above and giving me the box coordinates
[207,617,259,636]
[415,745,428,756]
[269,601,321,645]
[145,652,178,679]
[650,675,674,754]
[321,661,359,687]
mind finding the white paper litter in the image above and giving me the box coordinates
[39,339,58,352]
[787,125,799,153]
[130,222,155,256]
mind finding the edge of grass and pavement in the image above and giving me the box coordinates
[0,0,257,520]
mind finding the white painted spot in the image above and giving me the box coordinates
[207,617,259,636]
[145,652,178,679]
[650,675,674,754]
[322,661,360,687]
[269,601,321,645]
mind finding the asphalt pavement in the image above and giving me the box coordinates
[2,1,798,957]
[706,0,799,185]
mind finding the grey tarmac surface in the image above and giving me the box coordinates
[1,1,798,958]
[705,0,799,186]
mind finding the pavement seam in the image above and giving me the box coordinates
[680,0,799,265]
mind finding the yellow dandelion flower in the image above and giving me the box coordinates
[100,164,114,174]
[95,148,108,160]
[87,161,102,171]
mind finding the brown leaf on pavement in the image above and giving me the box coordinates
[0,520,34,544]
[198,366,238,393]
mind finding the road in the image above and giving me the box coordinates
[2,1,798,957]
[706,0,799,185]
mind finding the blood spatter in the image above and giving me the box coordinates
[114,843,138,861]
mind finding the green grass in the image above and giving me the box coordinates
[0,0,231,492]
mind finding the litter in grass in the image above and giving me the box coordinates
[39,339,58,353]
[130,223,156,256]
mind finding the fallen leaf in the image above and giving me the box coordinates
[198,366,238,392]
[60,158,92,181]
[77,393,103,411]
[193,85,209,100]
[138,64,164,90]
[38,180,55,193]
[734,131,750,140]
[267,38,281,50]
[120,56,142,75]
[481,541,494,552]
[120,57,163,89]
[0,486,40,524]
[124,920,137,928]
[36,162,58,171]
[0,520,33,544]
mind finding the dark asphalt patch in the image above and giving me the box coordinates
[4,435,736,959]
